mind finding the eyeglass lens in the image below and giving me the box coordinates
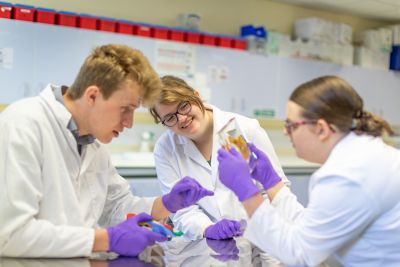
[162,101,191,126]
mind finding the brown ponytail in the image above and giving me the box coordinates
[352,110,394,137]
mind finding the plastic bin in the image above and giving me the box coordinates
[185,31,201,44]
[117,20,135,35]
[0,2,12,19]
[78,14,97,30]
[170,29,185,41]
[136,23,153,37]
[390,45,400,71]
[56,11,77,27]
[201,34,217,46]
[35,7,56,24]
[217,35,234,48]
[233,38,247,50]
[153,26,169,40]
[13,4,34,22]
[98,17,116,32]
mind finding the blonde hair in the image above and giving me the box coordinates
[68,44,161,106]
[290,76,393,137]
[149,75,205,123]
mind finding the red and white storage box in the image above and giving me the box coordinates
[201,34,217,46]
[135,23,153,37]
[233,38,247,50]
[170,29,185,42]
[117,20,135,35]
[56,11,77,27]
[98,17,117,32]
[35,7,56,24]
[13,4,34,22]
[0,2,12,19]
[217,35,234,48]
[185,31,201,44]
[153,26,170,40]
[78,14,97,30]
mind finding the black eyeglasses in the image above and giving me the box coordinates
[161,101,192,127]
[284,119,317,135]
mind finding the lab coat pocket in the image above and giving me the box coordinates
[81,170,108,225]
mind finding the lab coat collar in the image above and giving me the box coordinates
[170,104,231,171]
[40,84,72,131]
[39,85,101,169]
[172,104,236,143]
[212,105,236,135]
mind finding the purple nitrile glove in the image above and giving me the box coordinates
[107,212,167,256]
[207,238,239,262]
[162,176,214,213]
[217,147,259,202]
[248,143,281,190]
[204,219,243,240]
[109,256,155,267]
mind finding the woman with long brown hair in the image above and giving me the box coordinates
[218,75,400,266]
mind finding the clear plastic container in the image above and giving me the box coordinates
[217,117,257,166]
[177,13,201,31]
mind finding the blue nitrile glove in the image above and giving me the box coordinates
[207,238,240,262]
[162,176,214,213]
[204,219,243,240]
[248,143,281,190]
[217,147,259,202]
[107,213,167,256]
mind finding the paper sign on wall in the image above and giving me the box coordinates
[154,41,196,79]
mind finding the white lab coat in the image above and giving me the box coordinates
[245,132,400,266]
[154,105,287,240]
[0,85,155,257]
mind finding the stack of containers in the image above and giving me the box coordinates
[241,25,267,53]
[293,17,354,65]
[354,28,392,70]
[0,1,12,19]
[0,2,245,51]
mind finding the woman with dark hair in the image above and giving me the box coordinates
[218,75,400,266]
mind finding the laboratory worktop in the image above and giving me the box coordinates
[0,237,286,266]
[111,152,320,177]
